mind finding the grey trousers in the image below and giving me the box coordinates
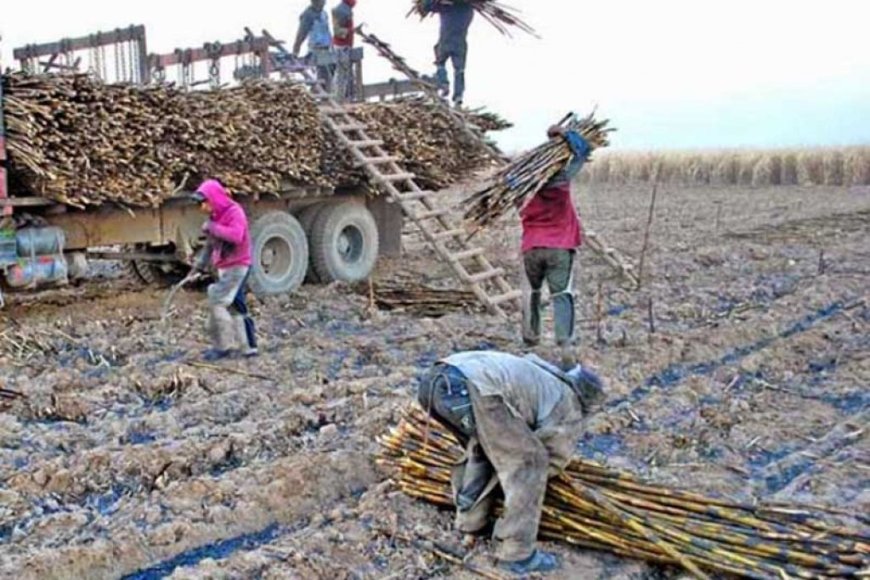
[418,362,586,562]
[332,47,354,101]
[206,266,250,352]
[452,388,584,562]
[522,248,576,347]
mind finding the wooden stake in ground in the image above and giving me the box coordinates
[636,182,658,290]
[595,281,605,344]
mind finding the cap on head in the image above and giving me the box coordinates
[566,365,605,414]
[190,191,206,203]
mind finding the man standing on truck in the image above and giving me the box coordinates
[420,0,474,107]
[293,0,335,92]
[520,125,591,367]
[331,0,357,101]
[191,180,258,361]
[417,350,605,575]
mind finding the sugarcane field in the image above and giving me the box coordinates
[1,2,869,579]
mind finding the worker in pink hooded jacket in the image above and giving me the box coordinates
[191,179,258,360]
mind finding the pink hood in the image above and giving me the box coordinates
[196,180,252,269]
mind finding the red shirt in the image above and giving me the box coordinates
[519,183,583,253]
[333,0,355,47]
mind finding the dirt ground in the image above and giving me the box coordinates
[1,183,868,579]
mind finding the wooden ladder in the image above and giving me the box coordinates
[584,230,639,287]
[291,63,522,317]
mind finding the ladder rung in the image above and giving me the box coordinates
[334,123,368,131]
[379,172,416,182]
[397,190,435,202]
[450,248,484,262]
[433,228,465,241]
[348,139,384,148]
[412,208,450,221]
[490,290,523,306]
[360,156,401,165]
[466,268,505,283]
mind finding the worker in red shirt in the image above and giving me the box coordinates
[520,126,591,364]
[331,0,356,100]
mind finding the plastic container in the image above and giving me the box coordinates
[16,227,66,257]
[0,229,16,267]
[4,256,69,289]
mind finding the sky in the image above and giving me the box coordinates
[2,0,869,153]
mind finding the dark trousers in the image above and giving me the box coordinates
[522,248,576,346]
[231,272,257,350]
[434,40,467,103]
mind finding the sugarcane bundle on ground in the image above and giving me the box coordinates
[356,277,481,317]
[408,1,538,38]
[2,73,509,208]
[379,407,870,579]
[462,112,614,230]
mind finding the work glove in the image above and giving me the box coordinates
[549,126,592,160]
[564,130,591,159]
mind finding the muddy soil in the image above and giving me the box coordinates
[1,184,868,579]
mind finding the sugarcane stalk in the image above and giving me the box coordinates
[381,412,869,579]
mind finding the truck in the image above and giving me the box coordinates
[0,25,420,304]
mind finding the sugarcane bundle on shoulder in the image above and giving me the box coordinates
[408,1,538,38]
[463,112,614,230]
[407,1,535,106]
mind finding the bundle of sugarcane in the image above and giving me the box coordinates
[352,101,503,190]
[408,1,538,38]
[462,111,614,230]
[355,26,508,165]
[2,73,508,208]
[0,324,66,363]
[357,277,480,317]
[2,73,327,207]
[379,407,870,579]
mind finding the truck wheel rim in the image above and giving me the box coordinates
[261,236,293,279]
[338,225,364,264]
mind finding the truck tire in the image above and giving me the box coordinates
[249,211,308,297]
[297,203,326,235]
[310,202,379,283]
[122,244,188,287]
[296,203,327,284]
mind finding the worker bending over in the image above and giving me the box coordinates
[417,350,605,575]
[191,180,258,361]
[520,126,591,364]
[421,0,474,106]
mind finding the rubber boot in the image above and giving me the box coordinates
[522,290,543,346]
[553,291,576,348]
[501,550,560,576]
[208,304,236,353]
[234,315,258,358]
